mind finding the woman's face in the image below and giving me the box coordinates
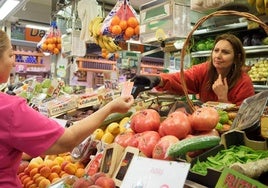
[212,39,234,72]
[0,43,15,83]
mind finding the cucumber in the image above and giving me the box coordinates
[99,111,133,129]
[167,135,221,158]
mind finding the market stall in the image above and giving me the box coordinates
[1,0,268,188]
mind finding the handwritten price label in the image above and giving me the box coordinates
[121,82,134,96]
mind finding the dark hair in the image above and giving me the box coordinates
[207,33,245,90]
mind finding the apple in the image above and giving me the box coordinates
[95,176,116,188]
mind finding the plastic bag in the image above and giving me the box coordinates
[37,21,62,55]
[101,0,140,41]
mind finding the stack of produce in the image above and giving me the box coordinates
[89,16,122,57]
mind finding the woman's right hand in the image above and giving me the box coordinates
[212,74,229,103]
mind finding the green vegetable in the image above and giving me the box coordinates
[191,145,268,175]
[99,111,133,129]
[218,110,229,124]
[167,135,221,158]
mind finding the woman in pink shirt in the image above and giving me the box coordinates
[132,33,255,106]
[0,30,134,187]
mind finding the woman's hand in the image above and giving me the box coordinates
[109,95,134,114]
[212,74,229,103]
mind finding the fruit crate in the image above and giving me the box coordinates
[187,130,268,187]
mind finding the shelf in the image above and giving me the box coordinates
[15,62,45,67]
[77,57,117,72]
[191,45,268,57]
[14,50,44,65]
[14,51,43,57]
[254,84,268,93]
[193,22,248,35]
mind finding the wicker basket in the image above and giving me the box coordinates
[180,10,268,112]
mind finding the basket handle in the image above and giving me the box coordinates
[180,10,268,112]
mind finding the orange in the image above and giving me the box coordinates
[57,37,61,43]
[24,179,34,188]
[38,178,51,188]
[125,27,135,38]
[47,44,53,51]
[39,166,51,178]
[134,25,140,35]
[111,25,122,35]
[22,176,31,186]
[111,15,120,26]
[45,38,53,44]
[75,168,86,178]
[127,17,138,28]
[56,43,61,50]
[119,20,128,30]
[29,168,39,178]
[53,48,60,55]
[41,43,47,51]
[48,172,59,182]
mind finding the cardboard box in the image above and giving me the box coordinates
[139,0,191,44]
[112,146,140,187]
[187,130,268,187]
[99,143,124,177]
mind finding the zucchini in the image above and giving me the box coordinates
[167,135,221,158]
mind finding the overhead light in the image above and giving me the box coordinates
[0,0,20,21]
[25,24,50,31]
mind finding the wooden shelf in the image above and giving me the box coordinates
[15,62,45,67]
[14,50,44,66]
[77,57,117,72]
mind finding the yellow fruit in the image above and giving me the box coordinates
[106,122,120,135]
[92,128,104,140]
[119,117,130,127]
[101,132,114,144]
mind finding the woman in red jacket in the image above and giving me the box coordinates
[132,33,255,106]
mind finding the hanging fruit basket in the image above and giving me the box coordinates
[180,10,268,112]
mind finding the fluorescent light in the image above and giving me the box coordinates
[0,0,20,20]
[25,24,49,31]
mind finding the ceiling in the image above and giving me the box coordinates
[6,0,154,25]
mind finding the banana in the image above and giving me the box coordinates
[102,36,116,53]
[248,0,256,6]
[256,0,265,14]
[96,36,106,49]
[107,38,122,52]
[265,0,268,8]
[92,17,104,37]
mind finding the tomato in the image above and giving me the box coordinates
[114,131,135,148]
[193,129,220,137]
[152,135,179,161]
[158,111,192,139]
[134,131,160,158]
[130,109,161,133]
[190,107,219,131]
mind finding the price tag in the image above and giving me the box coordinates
[120,156,190,188]
[121,81,134,96]
[216,167,266,188]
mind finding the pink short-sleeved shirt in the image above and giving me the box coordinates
[0,93,65,187]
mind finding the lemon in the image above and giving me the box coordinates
[106,122,120,135]
[101,132,114,144]
[92,128,104,140]
[119,117,130,127]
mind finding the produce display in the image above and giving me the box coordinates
[89,16,122,55]
[248,58,268,82]
[15,87,268,187]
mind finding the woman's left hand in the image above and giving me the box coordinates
[212,74,229,103]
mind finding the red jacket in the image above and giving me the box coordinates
[156,62,255,106]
